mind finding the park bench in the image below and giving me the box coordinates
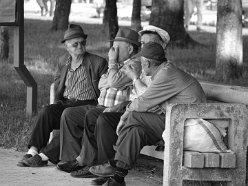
[49,81,248,185]
[140,82,248,185]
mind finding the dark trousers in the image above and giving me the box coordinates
[114,111,165,168]
[95,112,123,164]
[78,106,106,166]
[59,104,97,162]
[28,99,97,164]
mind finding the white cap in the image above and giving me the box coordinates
[138,25,170,48]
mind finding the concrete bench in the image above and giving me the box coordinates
[49,81,248,185]
[140,82,248,185]
[162,103,248,185]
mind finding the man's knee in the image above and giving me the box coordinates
[40,105,54,116]
[126,111,142,123]
[61,107,74,120]
[96,114,109,129]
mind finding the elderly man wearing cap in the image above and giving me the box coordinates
[55,28,141,174]
[17,24,108,167]
[89,42,206,186]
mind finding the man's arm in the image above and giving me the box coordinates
[98,58,108,78]
[126,65,150,97]
[107,46,133,88]
[126,68,178,112]
[54,55,67,85]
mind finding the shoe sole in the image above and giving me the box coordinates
[91,177,108,185]
[17,161,29,167]
[22,160,48,167]
[71,174,98,178]
[89,170,114,177]
[57,164,85,173]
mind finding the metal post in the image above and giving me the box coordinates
[13,0,37,115]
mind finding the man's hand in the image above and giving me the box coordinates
[116,110,130,135]
[125,64,139,80]
[116,119,125,135]
[108,46,119,64]
[103,108,112,113]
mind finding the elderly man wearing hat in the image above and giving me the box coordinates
[17,24,108,167]
[89,42,206,186]
[55,28,142,174]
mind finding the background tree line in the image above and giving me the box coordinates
[0,0,244,81]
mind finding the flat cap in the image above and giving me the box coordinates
[139,25,170,48]
[141,42,166,62]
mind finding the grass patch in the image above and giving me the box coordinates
[0,18,248,151]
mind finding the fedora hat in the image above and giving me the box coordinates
[61,24,87,43]
[112,28,141,47]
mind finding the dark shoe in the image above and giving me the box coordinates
[17,154,32,167]
[92,177,109,185]
[57,159,84,173]
[102,177,126,186]
[89,162,116,177]
[22,154,48,167]
[197,27,204,32]
[70,166,97,178]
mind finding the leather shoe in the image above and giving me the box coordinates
[70,166,97,178]
[102,177,126,186]
[17,154,32,167]
[89,162,116,177]
[92,177,108,185]
[57,159,84,173]
[22,154,48,167]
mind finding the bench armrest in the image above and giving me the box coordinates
[50,82,55,104]
[163,103,248,185]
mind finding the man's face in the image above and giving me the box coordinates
[65,37,86,56]
[112,40,131,63]
[140,33,162,48]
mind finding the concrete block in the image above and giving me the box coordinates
[183,151,204,168]
[203,153,220,167]
[220,152,236,168]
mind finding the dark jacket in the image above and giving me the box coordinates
[54,52,108,102]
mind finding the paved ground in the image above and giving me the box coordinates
[0,148,162,186]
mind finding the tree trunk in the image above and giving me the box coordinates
[49,0,56,17]
[51,0,71,30]
[131,0,142,32]
[103,0,119,47]
[0,26,9,61]
[149,0,196,47]
[215,0,243,81]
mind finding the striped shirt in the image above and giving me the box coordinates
[63,56,95,101]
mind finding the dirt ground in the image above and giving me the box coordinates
[0,148,163,186]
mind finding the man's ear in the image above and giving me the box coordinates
[128,44,134,55]
[146,60,151,68]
